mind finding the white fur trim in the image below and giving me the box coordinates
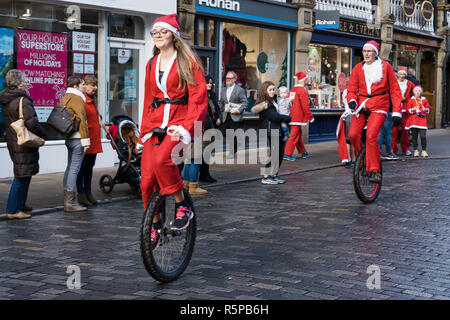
[398,70,407,75]
[136,143,144,150]
[363,59,383,95]
[373,110,388,115]
[153,22,180,37]
[363,43,379,56]
[66,87,86,102]
[167,125,191,145]
[310,118,315,123]
[398,79,407,96]
[155,52,177,129]
[392,112,402,118]
[298,76,308,83]
[141,132,153,144]
[290,122,308,126]
[405,125,428,130]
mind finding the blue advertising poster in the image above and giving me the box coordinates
[0,27,14,132]
[124,69,137,103]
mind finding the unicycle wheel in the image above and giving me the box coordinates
[353,146,382,203]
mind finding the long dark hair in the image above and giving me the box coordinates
[256,81,275,104]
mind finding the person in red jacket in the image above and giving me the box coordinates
[392,66,415,155]
[283,71,314,161]
[346,41,402,183]
[405,86,430,157]
[136,14,207,250]
[77,75,103,206]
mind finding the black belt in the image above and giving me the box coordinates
[359,92,388,98]
[152,96,188,108]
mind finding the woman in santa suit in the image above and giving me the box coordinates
[405,86,430,158]
[392,66,415,155]
[137,14,207,245]
[346,40,402,183]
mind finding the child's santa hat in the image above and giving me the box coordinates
[398,67,407,75]
[413,85,423,92]
[295,71,308,82]
[363,40,380,56]
[153,14,180,37]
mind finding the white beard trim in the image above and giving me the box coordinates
[363,59,383,95]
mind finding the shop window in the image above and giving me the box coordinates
[0,1,13,15]
[307,44,352,109]
[221,22,289,110]
[193,17,215,48]
[0,3,101,142]
[108,13,144,39]
[396,44,418,74]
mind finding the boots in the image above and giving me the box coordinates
[64,190,87,212]
[188,182,208,195]
[85,190,98,205]
[77,193,90,207]
[183,181,190,190]
[199,162,217,183]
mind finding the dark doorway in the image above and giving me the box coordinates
[420,50,436,128]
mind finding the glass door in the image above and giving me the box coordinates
[107,42,144,124]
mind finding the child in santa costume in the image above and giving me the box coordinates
[283,71,314,161]
[136,14,207,250]
[336,89,355,165]
[392,66,415,155]
[405,86,430,158]
[346,40,402,183]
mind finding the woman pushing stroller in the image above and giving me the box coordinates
[136,14,207,244]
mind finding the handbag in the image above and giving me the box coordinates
[10,97,45,148]
[46,101,80,138]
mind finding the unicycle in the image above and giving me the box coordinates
[140,189,196,282]
[353,145,382,203]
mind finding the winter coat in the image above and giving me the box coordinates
[83,93,103,154]
[405,96,430,130]
[205,89,223,130]
[60,88,90,147]
[0,88,47,178]
[251,99,291,138]
[288,85,314,125]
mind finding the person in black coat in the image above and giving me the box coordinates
[251,81,291,185]
[0,70,47,219]
[199,75,223,183]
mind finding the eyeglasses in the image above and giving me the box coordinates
[225,77,235,80]
[362,50,376,53]
[151,29,170,37]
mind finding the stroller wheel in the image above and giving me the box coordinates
[99,175,115,194]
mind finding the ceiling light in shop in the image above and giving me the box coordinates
[344,48,349,53]
[22,8,32,17]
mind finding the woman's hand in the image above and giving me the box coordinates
[84,146,90,153]
[215,119,222,126]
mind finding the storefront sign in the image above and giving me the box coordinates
[73,32,95,52]
[402,0,416,18]
[421,1,434,22]
[315,11,340,30]
[17,30,68,122]
[198,0,240,11]
[338,20,381,38]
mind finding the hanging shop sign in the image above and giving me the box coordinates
[17,30,68,122]
[402,0,416,18]
[338,20,381,38]
[314,11,340,30]
[421,1,434,22]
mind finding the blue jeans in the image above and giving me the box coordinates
[183,163,200,183]
[63,139,85,192]
[378,113,393,154]
[6,176,32,214]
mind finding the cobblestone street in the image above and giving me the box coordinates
[1,156,449,300]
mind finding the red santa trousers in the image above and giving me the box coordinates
[391,114,409,153]
[349,112,386,172]
[284,125,307,156]
[140,135,185,208]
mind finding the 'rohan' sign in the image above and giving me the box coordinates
[198,0,241,12]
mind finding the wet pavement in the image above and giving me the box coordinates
[1,155,449,300]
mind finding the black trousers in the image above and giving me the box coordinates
[76,153,97,193]
[410,128,427,150]
[221,116,243,154]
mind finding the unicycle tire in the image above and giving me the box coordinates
[353,146,382,203]
[140,189,196,282]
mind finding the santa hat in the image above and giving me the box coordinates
[398,67,407,75]
[295,71,308,82]
[363,40,380,56]
[153,14,180,37]
[413,85,423,92]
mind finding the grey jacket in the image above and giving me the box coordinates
[219,84,248,122]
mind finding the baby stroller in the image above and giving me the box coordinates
[99,115,141,195]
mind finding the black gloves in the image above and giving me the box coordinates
[348,100,357,110]
[361,108,371,117]
[392,116,401,127]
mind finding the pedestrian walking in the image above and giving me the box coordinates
[199,75,222,183]
[61,75,90,212]
[0,69,47,219]
[406,67,420,86]
[219,70,248,156]
[251,81,291,184]
[76,75,103,206]
[336,89,355,166]
[392,67,414,156]
[276,86,291,141]
[346,40,402,183]
[405,86,430,157]
[283,71,314,161]
[136,14,207,249]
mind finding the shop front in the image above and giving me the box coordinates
[192,0,298,129]
[307,18,382,142]
[0,0,175,178]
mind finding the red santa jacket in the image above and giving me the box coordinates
[138,53,207,145]
[288,85,314,125]
[398,79,415,112]
[347,59,402,118]
[405,96,430,130]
